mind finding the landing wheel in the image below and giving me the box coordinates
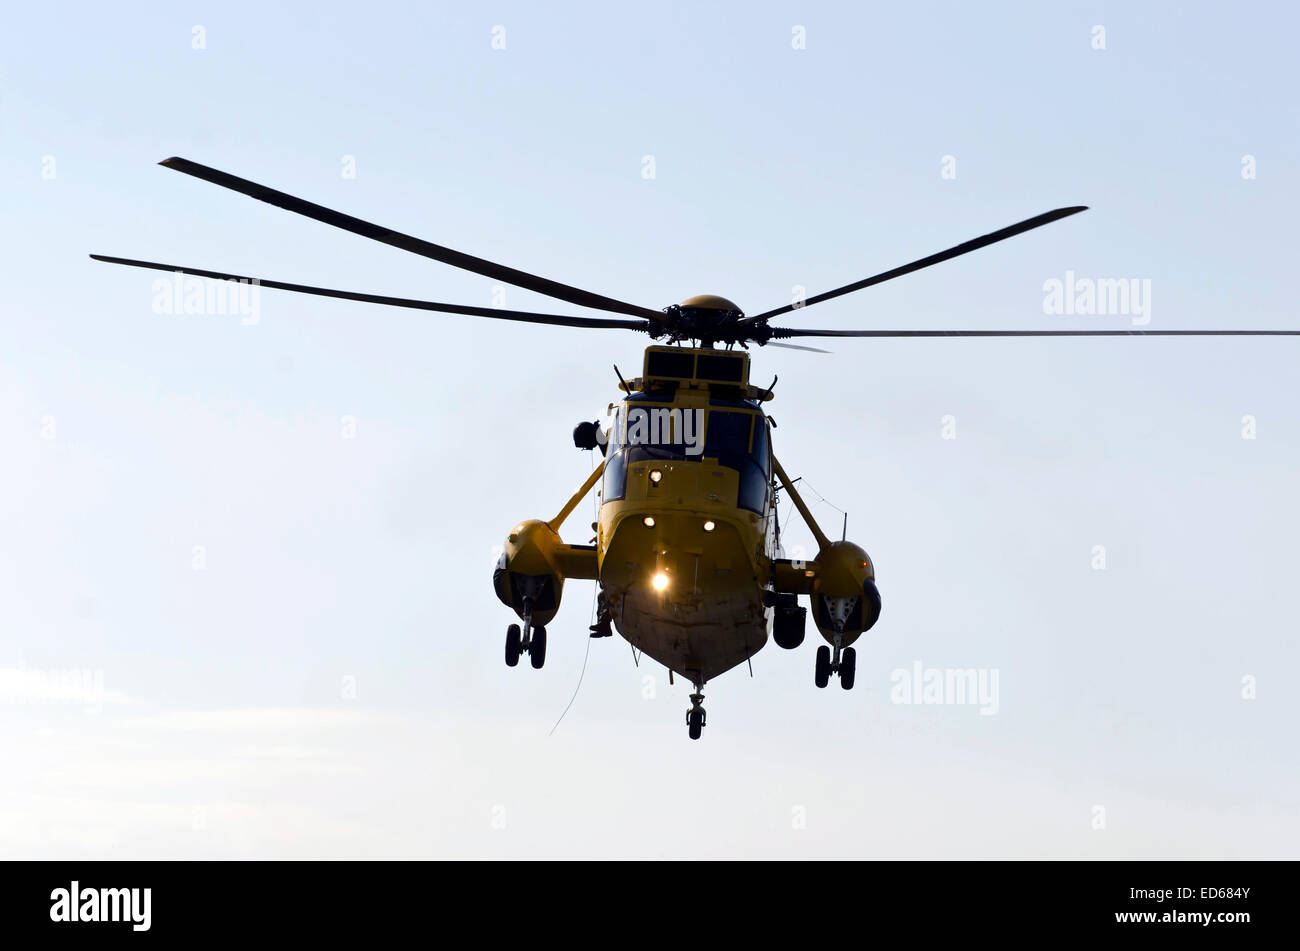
[529,625,547,669]
[840,646,856,690]
[505,624,522,667]
[686,691,706,740]
[814,646,831,688]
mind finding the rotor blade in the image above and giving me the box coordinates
[89,255,653,331]
[749,206,1089,323]
[765,341,831,353]
[773,327,1300,338]
[157,157,664,321]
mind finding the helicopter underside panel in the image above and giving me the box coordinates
[597,504,772,684]
[611,584,769,684]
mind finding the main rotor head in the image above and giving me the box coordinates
[659,295,746,347]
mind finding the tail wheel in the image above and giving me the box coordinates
[530,625,547,669]
[505,624,522,667]
[687,709,704,740]
[814,645,831,688]
[840,646,857,690]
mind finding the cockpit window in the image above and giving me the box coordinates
[618,404,706,462]
[704,411,752,460]
[601,401,771,514]
[751,415,769,468]
[602,407,626,501]
[608,407,623,452]
[705,410,769,514]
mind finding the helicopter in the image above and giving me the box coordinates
[93,158,1300,739]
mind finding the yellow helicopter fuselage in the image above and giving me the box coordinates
[494,340,881,688]
[597,349,775,683]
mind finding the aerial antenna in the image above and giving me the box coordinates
[613,364,631,393]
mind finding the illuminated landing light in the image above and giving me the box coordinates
[703,520,716,532]
[649,469,663,484]
[652,572,669,592]
[643,516,656,527]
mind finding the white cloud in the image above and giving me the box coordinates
[2,705,1296,859]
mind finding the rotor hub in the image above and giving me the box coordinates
[661,295,746,346]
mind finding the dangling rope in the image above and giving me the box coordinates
[548,448,601,737]
[548,633,592,737]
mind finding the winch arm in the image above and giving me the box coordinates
[548,460,605,533]
[548,460,605,580]
[771,455,832,552]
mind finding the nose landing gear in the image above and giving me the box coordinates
[504,596,547,669]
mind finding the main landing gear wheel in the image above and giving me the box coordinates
[814,646,831,688]
[529,625,547,669]
[815,639,857,689]
[504,595,547,670]
[686,690,707,740]
[505,624,522,667]
[840,646,856,690]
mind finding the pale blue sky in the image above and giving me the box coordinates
[1,1,1297,857]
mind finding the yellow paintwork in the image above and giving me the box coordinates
[598,455,771,682]
[496,344,878,685]
[678,294,741,311]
